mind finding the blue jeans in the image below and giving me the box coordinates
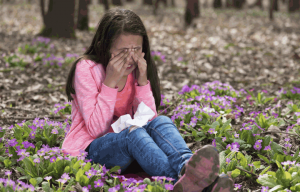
[85,115,193,184]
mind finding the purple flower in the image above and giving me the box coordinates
[50,156,56,163]
[226,144,232,150]
[94,179,104,188]
[254,143,262,150]
[165,183,174,190]
[264,145,271,151]
[261,186,269,192]
[44,176,52,181]
[208,128,217,134]
[226,158,231,165]
[5,171,12,176]
[61,173,70,183]
[231,142,240,152]
[8,138,18,147]
[178,57,183,62]
[261,90,268,93]
[212,139,216,147]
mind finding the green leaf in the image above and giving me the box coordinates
[253,161,261,169]
[227,159,237,171]
[270,142,284,154]
[293,147,300,161]
[230,169,240,178]
[108,165,121,174]
[42,181,51,192]
[291,183,300,191]
[281,171,292,188]
[257,92,262,103]
[268,185,284,192]
[240,157,248,168]
[258,154,270,165]
[75,169,84,182]
[23,157,38,177]
[83,162,91,172]
[260,166,271,175]
[277,119,286,127]
[211,121,220,129]
[256,174,278,188]
[79,175,89,186]
[4,159,12,168]
[64,166,71,174]
[236,152,245,160]
[219,151,226,173]
[29,178,37,187]
[221,119,232,130]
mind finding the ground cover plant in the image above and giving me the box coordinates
[0,0,300,191]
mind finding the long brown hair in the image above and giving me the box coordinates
[65,8,161,112]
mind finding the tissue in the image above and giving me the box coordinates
[111,101,155,133]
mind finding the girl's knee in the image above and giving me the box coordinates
[154,115,171,123]
[129,125,140,133]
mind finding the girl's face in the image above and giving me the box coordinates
[110,33,143,78]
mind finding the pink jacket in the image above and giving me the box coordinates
[61,59,157,157]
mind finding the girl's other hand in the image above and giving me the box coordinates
[104,49,133,88]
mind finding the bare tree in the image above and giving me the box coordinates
[153,0,168,15]
[288,0,300,12]
[99,0,109,11]
[225,0,246,8]
[38,0,76,39]
[143,0,152,5]
[112,0,123,5]
[248,0,263,10]
[269,0,275,20]
[213,0,222,8]
[184,0,200,28]
[77,0,90,31]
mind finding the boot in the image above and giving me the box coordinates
[173,145,220,192]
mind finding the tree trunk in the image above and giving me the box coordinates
[233,0,245,9]
[269,0,274,20]
[184,0,200,28]
[213,0,222,8]
[99,0,109,10]
[112,0,122,5]
[103,0,109,10]
[288,0,300,12]
[77,0,90,31]
[171,0,176,7]
[153,0,168,14]
[226,0,234,7]
[38,0,76,39]
[143,0,153,5]
[248,0,263,10]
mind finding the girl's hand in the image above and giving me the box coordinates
[132,52,147,86]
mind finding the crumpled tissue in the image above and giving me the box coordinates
[111,101,155,133]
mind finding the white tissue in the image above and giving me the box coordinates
[111,101,155,133]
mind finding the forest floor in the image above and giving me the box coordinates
[0,0,300,191]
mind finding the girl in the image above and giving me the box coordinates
[62,7,234,192]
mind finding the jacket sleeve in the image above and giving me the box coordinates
[132,79,158,122]
[74,60,118,139]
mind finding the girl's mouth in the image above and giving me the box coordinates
[126,64,133,70]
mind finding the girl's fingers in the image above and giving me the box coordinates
[116,50,131,66]
[110,49,127,63]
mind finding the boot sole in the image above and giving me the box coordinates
[211,173,234,192]
[173,145,220,192]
